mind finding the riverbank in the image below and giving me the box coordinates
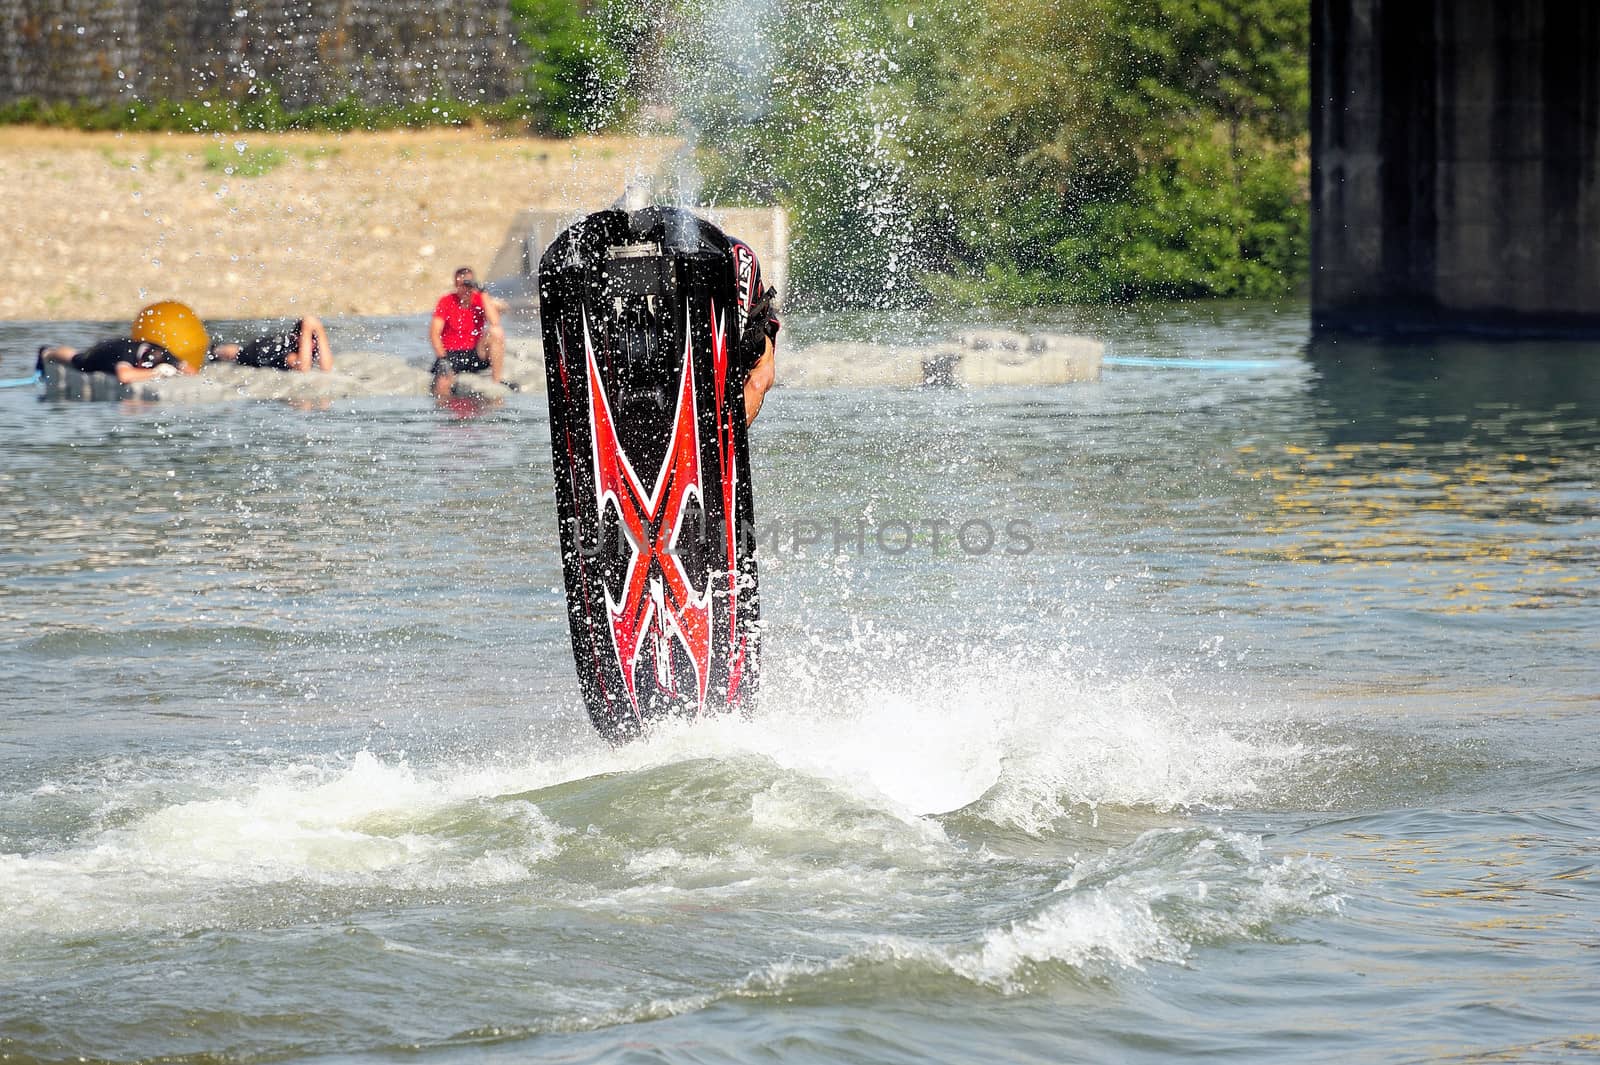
[0,127,675,321]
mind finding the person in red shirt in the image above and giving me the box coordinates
[428,266,507,398]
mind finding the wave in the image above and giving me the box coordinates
[2,649,1326,958]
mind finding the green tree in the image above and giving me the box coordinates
[695,0,933,307]
[692,0,1306,305]
[903,0,1308,303]
[510,0,628,133]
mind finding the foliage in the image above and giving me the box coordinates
[202,144,287,177]
[907,0,1310,304]
[699,0,1309,306]
[509,0,630,133]
[929,130,1307,305]
[0,92,536,134]
[698,0,934,309]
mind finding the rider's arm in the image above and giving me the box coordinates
[744,337,775,424]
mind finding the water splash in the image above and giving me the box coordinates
[1,641,1315,950]
[602,0,923,304]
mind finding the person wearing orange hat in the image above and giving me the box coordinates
[35,300,209,384]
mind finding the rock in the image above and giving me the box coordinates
[35,330,1103,403]
[953,333,1102,386]
[451,374,512,399]
[777,334,1103,389]
[777,341,926,388]
[955,329,1030,352]
[41,350,433,403]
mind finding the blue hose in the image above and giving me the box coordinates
[1103,356,1283,370]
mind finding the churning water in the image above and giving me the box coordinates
[1,303,1597,1063]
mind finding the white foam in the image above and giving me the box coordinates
[725,828,1340,995]
[607,706,998,826]
[575,632,1301,829]
[0,752,572,940]
[1,648,1318,946]
[746,631,1307,831]
[974,680,1307,833]
[967,886,1186,979]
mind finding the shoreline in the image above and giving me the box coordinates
[24,328,1105,401]
[0,128,675,322]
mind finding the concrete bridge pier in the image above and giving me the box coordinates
[1312,0,1600,335]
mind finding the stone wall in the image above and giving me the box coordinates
[1312,0,1600,334]
[0,0,527,108]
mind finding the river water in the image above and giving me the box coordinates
[1,303,1596,1064]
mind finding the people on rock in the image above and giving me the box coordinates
[29,223,772,409]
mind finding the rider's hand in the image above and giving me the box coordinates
[737,290,777,372]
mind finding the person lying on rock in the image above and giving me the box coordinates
[36,299,209,385]
[210,316,333,372]
[36,339,197,384]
